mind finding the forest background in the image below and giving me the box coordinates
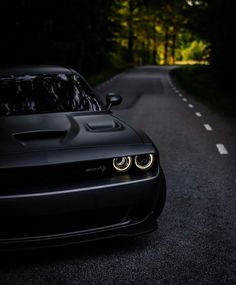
[0,0,235,116]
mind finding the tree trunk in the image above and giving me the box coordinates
[164,27,169,65]
[145,35,150,64]
[152,49,157,64]
[170,33,176,64]
[127,0,134,63]
[152,22,157,64]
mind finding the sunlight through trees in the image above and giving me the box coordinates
[0,0,234,86]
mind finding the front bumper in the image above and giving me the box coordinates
[0,215,157,252]
[0,170,165,251]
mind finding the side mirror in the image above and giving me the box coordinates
[106,93,122,110]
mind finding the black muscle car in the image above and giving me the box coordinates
[0,66,166,250]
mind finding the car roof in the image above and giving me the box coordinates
[0,65,77,77]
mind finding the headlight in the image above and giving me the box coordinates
[134,154,154,170]
[113,156,132,172]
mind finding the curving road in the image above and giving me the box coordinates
[0,66,235,285]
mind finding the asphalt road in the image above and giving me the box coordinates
[0,66,235,285]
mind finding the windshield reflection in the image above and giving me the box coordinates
[0,74,102,116]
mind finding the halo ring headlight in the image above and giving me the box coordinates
[113,156,132,172]
[134,154,154,170]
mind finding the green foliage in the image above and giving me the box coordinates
[182,40,209,61]
[184,0,236,86]
[0,0,234,90]
[115,0,191,65]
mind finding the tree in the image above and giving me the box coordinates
[185,0,236,87]
[0,0,118,74]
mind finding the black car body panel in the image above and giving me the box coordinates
[0,112,143,156]
[0,66,166,250]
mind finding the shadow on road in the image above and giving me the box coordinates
[0,233,157,268]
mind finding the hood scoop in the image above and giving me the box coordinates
[86,118,123,132]
[13,130,67,142]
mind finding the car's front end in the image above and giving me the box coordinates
[0,66,166,251]
[0,156,165,251]
[0,113,166,251]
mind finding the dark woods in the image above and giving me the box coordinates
[0,0,115,74]
[0,0,235,86]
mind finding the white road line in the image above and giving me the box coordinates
[204,124,213,131]
[182,98,188,102]
[216,144,229,155]
[195,112,202,117]
[188,104,194,108]
[179,93,183,97]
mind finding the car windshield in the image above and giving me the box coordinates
[0,73,102,116]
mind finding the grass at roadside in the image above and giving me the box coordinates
[170,65,236,117]
[86,64,133,87]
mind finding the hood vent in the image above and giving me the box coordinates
[13,130,67,142]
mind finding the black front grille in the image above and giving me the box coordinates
[0,206,131,239]
[0,159,113,193]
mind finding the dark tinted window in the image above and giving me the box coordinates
[0,74,102,116]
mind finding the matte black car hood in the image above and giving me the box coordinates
[0,112,155,168]
[0,112,143,152]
